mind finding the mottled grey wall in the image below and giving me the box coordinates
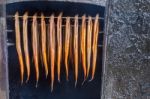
[102,0,150,99]
[0,0,9,99]
[6,0,106,6]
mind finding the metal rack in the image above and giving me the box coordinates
[7,15,104,20]
[6,15,104,47]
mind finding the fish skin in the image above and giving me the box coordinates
[86,16,93,79]
[23,12,31,82]
[49,15,55,92]
[41,14,49,78]
[57,13,63,82]
[15,12,24,84]
[90,14,99,81]
[65,17,70,81]
[32,14,39,86]
[74,15,79,87]
[81,15,87,82]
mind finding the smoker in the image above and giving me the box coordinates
[4,1,105,99]
[1,0,149,99]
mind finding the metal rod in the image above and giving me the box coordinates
[6,30,14,32]
[7,42,103,47]
[6,29,104,34]
[7,15,104,20]
[97,45,103,47]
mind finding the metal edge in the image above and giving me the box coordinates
[100,0,111,98]
[6,0,106,7]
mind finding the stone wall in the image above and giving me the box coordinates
[101,0,150,98]
[0,0,9,99]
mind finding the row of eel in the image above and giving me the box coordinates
[15,12,100,91]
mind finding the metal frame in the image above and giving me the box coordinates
[0,1,106,99]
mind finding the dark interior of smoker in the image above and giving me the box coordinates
[6,1,105,99]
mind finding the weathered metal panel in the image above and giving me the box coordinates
[102,0,150,98]
[6,0,106,6]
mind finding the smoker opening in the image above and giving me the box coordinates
[6,1,105,99]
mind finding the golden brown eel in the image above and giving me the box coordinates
[15,12,24,84]
[49,14,55,92]
[41,14,48,78]
[81,15,87,82]
[65,17,70,81]
[32,14,39,86]
[90,14,99,81]
[74,15,79,87]
[87,16,93,79]
[57,13,63,82]
[23,12,31,82]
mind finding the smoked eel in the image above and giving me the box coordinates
[15,12,24,84]
[64,17,70,81]
[90,14,99,81]
[49,14,55,91]
[23,12,30,82]
[57,13,63,82]
[69,26,74,66]
[87,16,93,78]
[41,14,48,78]
[32,14,39,86]
[74,15,79,87]
[81,15,87,81]
[14,13,99,88]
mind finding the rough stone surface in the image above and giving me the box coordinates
[6,0,106,6]
[0,1,9,99]
[101,0,150,99]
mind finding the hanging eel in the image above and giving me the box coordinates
[81,15,87,82]
[15,12,24,84]
[57,13,63,82]
[32,14,39,87]
[41,14,48,78]
[74,15,79,87]
[90,14,99,81]
[87,16,93,79]
[49,14,55,92]
[23,12,30,82]
[64,17,70,81]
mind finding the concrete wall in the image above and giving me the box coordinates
[0,0,9,99]
[102,0,150,98]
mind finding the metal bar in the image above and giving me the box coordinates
[98,45,103,47]
[7,15,104,20]
[6,24,104,27]
[7,42,103,47]
[6,29,104,34]
[6,30,13,32]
